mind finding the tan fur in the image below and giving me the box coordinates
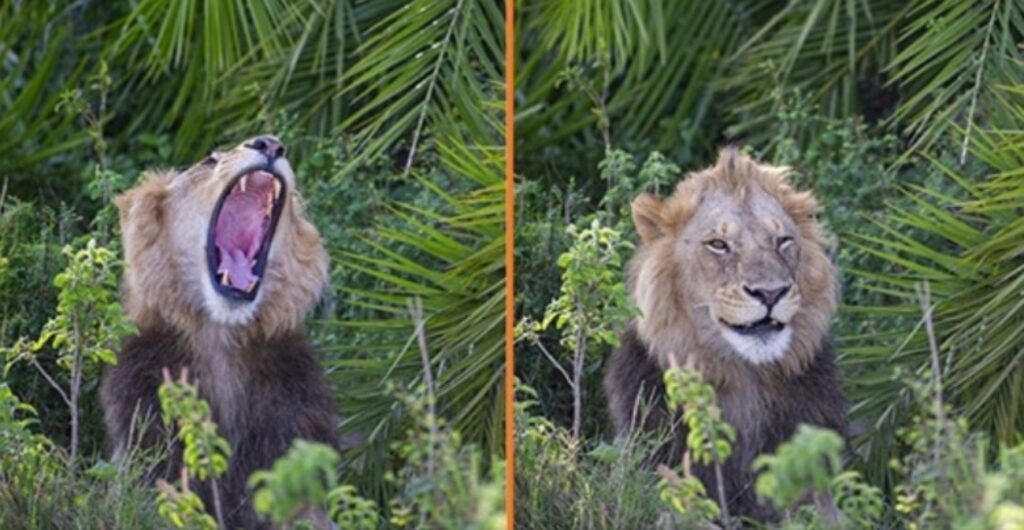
[116,139,329,400]
[629,147,836,385]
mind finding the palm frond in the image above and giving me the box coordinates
[339,0,504,173]
[725,0,909,140]
[886,0,1024,156]
[324,130,505,499]
[846,84,1024,477]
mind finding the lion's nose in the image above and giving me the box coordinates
[744,285,790,308]
[245,135,286,162]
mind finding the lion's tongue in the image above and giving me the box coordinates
[214,183,271,291]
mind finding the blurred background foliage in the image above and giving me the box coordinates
[0,0,505,523]
[514,0,1024,521]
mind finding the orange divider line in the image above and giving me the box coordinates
[504,0,516,528]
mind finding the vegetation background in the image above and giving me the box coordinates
[0,1,505,528]
[514,1,1024,528]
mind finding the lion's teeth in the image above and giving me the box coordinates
[245,282,256,293]
[272,179,281,199]
[220,271,230,285]
[239,175,248,193]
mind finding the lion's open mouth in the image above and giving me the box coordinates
[206,169,286,301]
[722,316,785,336]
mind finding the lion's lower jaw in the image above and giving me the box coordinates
[720,326,792,365]
[198,276,265,326]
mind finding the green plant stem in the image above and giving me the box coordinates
[69,314,83,463]
[531,338,573,390]
[28,358,71,409]
[408,297,438,478]
[571,302,586,440]
[916,282,946,464]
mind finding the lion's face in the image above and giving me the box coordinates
[668,186,803,363]
[630,149,835,372]
[117,135,328,335]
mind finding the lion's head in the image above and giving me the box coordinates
[629,148,836,377]
[116,135,328,338]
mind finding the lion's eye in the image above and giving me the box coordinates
[201,153,219,166]
[705,239,729,254]
[777,236,794,250]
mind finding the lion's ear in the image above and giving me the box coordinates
[631,193,664,245]
[116,172,170,253]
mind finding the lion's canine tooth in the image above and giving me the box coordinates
[220,271,230,285]
[272,179,281,199]
[245,282,256,293]
[239,175,248,193]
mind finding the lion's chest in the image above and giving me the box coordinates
[188,330,251,439]
[715,381,772,440]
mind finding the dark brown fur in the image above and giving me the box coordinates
[604,323,847,520]
[101,325,339,529]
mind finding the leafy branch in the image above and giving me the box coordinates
[3,238,130,462]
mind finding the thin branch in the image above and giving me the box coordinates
[407,297,439,476]
[532,336,574,390]
[0,176,8,215]
[710,447,732,529]
[916,282,946,464]
[959,4,999,165]
[209,474,226,529]
[69,314,83,463]
[403,0,467,177]
[29,357,71,408]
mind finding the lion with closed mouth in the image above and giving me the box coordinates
[101,135,340,528]
[604,148,848,521]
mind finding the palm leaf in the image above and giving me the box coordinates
[846,85,1024,480]
[323,129,505,499]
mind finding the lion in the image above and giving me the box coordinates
[100,135,340,528]
[603,147,848,521]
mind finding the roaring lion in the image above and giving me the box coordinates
[604,147,847,520]
[101,135,339,528]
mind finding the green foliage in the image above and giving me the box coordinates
[5,238,128,372]
[32,239,129,368]
[156,478,218,530]
[326,129,506,502]
[846,84,1024,476]
[3,237,131,459]
[657,467,720,527]
[158,371,232,482]
[660,366,735,527]
[157,370,231,528]
[886,369,1024,529]
[520,1,1024,165]
[754,426,844,511]
[249,440,378,529]
[0,391,165,528]
[514,382,671,529]
[386,386,506,530]
[541,219,634,353]
[664,366,735,469]
[521,218,636,439]
[340,0,504,172]
[0,383,53,488]
[328,485,382,530]
[830,471,885,530]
